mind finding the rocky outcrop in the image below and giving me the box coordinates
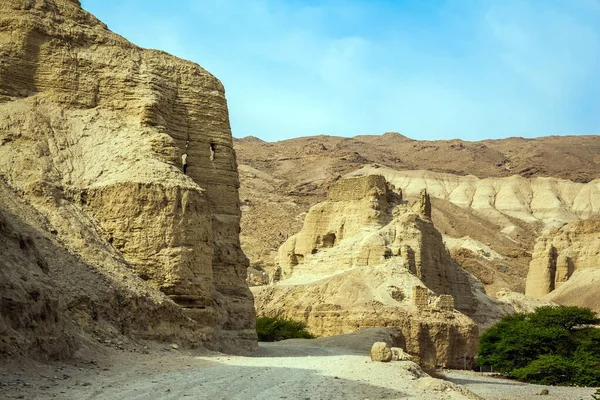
[0,0,255,356]
[525,220,600,311]
[275,175,479,314]
[237,155,600,298]
[253,175,509,368]
[350,166,600,227]
[391,347,413,361]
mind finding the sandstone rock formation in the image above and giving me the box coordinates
[346,166,600,296]
[525,220,600,312]
[275,175,479,313]
[349,166,600,227]
[0,0,255,357]
[236,137,600,299]
[253,175,514,368]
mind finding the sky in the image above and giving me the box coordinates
[80,0,600,142]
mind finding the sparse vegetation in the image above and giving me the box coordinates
[478,306,600,386]
[255,316,316,342]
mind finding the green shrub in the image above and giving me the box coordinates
[256,316,316,342]
[511,355,575,385]
[478,306,600,386]
[528,306,598,331]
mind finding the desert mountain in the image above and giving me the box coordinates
[0,0,255,358]
[236,133,600,308]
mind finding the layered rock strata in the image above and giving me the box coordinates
[0,0,255,355]
[253,175,505,368]
[276,175,478,314]
[525,220,600,311]
[350,166,600,227]
[238,157,600,298]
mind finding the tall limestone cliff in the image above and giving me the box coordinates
[0,0,256,357]
[525,220,600,312]
[254,175,513,368]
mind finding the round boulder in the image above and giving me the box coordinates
[370,342,392,362]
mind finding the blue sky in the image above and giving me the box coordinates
[80,0,600,142]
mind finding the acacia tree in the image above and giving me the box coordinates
[478,306,600,386]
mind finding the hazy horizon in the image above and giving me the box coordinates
[81,0,600,142]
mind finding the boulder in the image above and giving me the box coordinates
[391,347,412,361]
[370,342,392,362]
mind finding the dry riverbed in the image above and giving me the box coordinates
[1,331,597,400]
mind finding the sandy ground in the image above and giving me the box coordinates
[442,370,597,400]
[1,334,596,400]
[0,337,473,400]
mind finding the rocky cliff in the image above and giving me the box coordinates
[0,0,255,357]
[349,166,600,227]
[253,175,514,368]
[240,146,600,298]
[235,133,600,282]
[525,220,600,312]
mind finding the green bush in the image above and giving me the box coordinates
[256,316,316,342]
[478,306,600,386]
[511,355,575,385]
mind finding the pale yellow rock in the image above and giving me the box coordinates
[254,176,512,368]
[525,220,600,312]
[276,176,478,313]
[0,0,256,354]
[525,243,558,298]
[349,167,600,226]
[391,347,412,361]
[370,342,392,362]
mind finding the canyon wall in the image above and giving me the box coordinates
[525,220,600,312]
[0,0,255,356]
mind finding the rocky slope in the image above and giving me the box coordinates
[253,175,517,368]
[526,220,600,312]
[236,135,600,300]
[0,0,255,358]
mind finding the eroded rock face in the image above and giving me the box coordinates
[351,166,600,226]
[276,175,478,314]
[526,220,600,312]
[0,0,255,355]
[0,205,76,359]
[254,176,494,368]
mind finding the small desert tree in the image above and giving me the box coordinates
[255,316,315,341]
[478,306,600,386]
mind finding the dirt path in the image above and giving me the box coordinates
[442,370,597,400]
[4,336,596,400]
[1,341,472,400]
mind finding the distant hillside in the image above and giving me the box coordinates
[234,133,600,300]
